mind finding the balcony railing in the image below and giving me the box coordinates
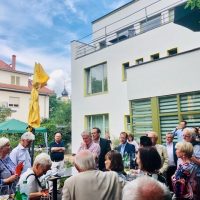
[74,0,187,59]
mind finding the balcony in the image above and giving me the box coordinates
[73,0,187,59]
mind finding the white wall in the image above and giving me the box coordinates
[0,70,30,86]
[127,48,200,100]
[0,90,49,122]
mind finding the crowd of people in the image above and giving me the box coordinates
[0,122,200,200]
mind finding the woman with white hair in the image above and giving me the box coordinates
[18,152,52,200]
[172,142,195,199]
[0,137,19,193]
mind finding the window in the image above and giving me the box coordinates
[150,53,160,61]
[140,14,161,33]
[167,48,178,56]
[99,40,106,49]
[125,115,131,132]
[11,76,20,85]
[131,92,200,143]
[122,62,129,81]
[86,114,109,136]
[110,26,135,44]
[135,58,143,65]
[169,9,174,22]
[9,97,19,108]
[131,99,152,137]
[86,63,108,95]
[117,26,135,39]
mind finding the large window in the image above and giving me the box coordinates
[86,63,107,95]
[9,97,20,108]
[130,91,200,143]
[86,114,109,136]
[131,99,152,138]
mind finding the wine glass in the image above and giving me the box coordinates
[0,185,10,200]
[40,193,52,200]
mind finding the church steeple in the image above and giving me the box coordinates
[62,85,68,97]
[61,82,69,103]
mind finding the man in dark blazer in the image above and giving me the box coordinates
[165,132,177,191]
[92,127,111,171]
[116,132,135,169]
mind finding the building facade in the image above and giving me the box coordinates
[71,0,200,152]
[0,55,54,122]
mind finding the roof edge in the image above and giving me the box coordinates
[92,0,137,24]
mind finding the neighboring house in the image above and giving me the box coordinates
[71,0,200,152]
[0,55,54,122]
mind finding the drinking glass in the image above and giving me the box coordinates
[0,185,10,200]
[40,193,52,200]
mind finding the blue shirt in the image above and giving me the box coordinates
[0,156,17,193]
[172,129,184,142]
[49,141,65,161]
[10,143,31,174]
[120,143,127,156]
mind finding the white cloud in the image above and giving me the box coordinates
[64,0,88,23]
[64,0,77,13]
[48,69,71,96]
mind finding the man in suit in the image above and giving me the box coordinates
[62,150,125,200]
[164,132,177,191]
[116,132,135,169]
[92,127,111,170]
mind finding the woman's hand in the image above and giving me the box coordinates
[3,174,18,184]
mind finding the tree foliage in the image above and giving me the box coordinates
[40,96,71,151]
[186,0,200,9]
[0,106,12,122]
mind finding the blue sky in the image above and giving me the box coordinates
[0,0,131,96]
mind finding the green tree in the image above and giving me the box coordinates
[0,106,12,122]
[186,0,200,9]
[40,97,71,151]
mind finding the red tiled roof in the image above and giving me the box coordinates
[0,82,55,95]
[0,60,12,69]
[0,60,32,75]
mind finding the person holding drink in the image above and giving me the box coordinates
[115,132,135,170]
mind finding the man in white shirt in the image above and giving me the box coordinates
[10,132,35,174]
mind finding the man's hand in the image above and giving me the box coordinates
[80,142,87,149]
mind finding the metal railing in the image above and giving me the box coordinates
[74,0,186,59]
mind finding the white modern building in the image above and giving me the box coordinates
[71,0,200,152]
[0,55,54,122]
